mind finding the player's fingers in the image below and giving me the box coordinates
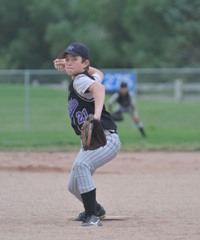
[53,59,65,65]
[53,59,66,71]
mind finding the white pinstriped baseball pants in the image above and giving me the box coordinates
[67,130,121,202]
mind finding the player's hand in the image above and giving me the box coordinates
[53,59,66,72]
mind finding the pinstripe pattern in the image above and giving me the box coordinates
[67,131,121,201]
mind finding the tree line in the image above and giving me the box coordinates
[0,0,200,69]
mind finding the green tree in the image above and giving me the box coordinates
[1,0,200,69]
[0,0,71,68]
[95,0,174,67]
[165,0,200,67]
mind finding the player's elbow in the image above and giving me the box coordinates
[99,71,104,81]
[89,81,105,94]
[100,83,105,92]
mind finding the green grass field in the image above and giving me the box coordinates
[0,83,200,151]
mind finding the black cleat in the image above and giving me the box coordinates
[73,205,106,222]
[81,215,102,227]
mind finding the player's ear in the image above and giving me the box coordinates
[83,59,90,70]
[83,59,90,66]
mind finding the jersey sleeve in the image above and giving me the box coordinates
[92,73,103,82]
[108,92,119,105]
[73,74,95,94]
[129,91,136,105]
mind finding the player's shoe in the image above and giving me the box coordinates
[73,205,106,221]
[96,204,106,219]
[81,215,102,227]
[139,127,146,137]
[73,211,86,221]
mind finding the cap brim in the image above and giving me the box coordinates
[58,50,78,59]
[64,50,79,56]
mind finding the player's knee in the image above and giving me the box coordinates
[74,161,89,172]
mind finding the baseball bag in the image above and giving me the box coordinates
[81,114,107,150]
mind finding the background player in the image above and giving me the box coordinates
[53,42,121,227]
[108,82,146,137]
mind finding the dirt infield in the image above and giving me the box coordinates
[0,151,200,240]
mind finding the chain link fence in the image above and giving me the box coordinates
[0,68,200,131]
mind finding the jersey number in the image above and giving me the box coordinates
[76,108,88,125]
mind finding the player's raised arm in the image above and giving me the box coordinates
[88,81,105,120]
[88,67,104,82]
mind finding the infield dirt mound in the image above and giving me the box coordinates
[0,151,200,240]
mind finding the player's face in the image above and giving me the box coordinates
[120,87,128,94]
[65,54,89,77]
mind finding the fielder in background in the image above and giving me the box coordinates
[108,82,146,137]
[53,42,121,227]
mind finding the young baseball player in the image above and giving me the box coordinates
[108,82,146,137]
[53,42,121,227]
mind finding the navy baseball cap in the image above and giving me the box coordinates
[120,82,128,88]
[63,42,90,60]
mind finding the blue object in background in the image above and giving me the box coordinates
[102,71,136,93]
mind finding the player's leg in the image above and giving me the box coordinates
[69,132,120,225]
[67,166,82,201]
[67,149,106,221]
[72,132,120,193]
[129,106,146,137]
[68,151,105,223]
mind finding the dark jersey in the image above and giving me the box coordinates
[117,92,131,107]
[68,73,117,135]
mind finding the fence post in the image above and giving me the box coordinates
[61,79,68,90]
[24,70,30,131]
[174,79,183,101]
